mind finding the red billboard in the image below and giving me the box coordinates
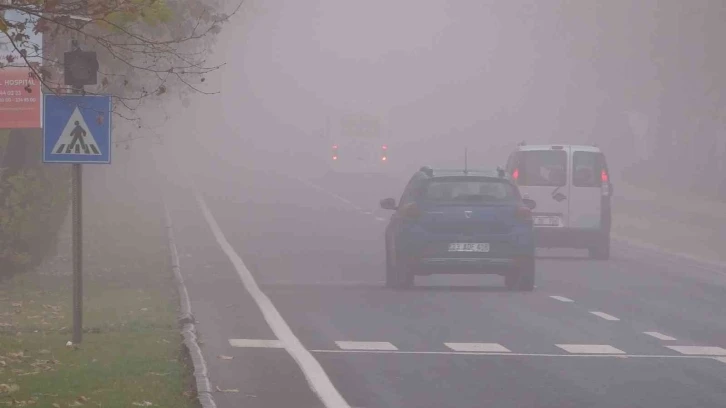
[0,67,41,129]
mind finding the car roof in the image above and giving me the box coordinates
[417,168,512,180]
[516,144,602,153]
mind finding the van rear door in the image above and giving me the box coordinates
[569,150,608,230]
[508,148,570,228]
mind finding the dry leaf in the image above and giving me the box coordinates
[215,386,239,393]
[217,355,233,360]
[0,384,20,393]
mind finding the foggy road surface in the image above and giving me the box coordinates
[164,160,726,408]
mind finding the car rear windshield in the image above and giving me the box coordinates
[422,177,519,204]
[513,150,567,187]
[572,151,607,187]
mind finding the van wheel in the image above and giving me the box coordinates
[506,259,535,291]
[385,248,414,289]
[589,236,610,260]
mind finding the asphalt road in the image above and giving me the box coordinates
[163,156,726,408]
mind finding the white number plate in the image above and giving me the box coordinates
[448,243,490,252]
[533,216,562,226]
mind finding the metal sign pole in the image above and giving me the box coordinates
[71,81,84,344]
[72,161,83,344]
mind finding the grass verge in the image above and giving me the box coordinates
[0,166,197,407]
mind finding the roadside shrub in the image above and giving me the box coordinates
[0,166,71,276]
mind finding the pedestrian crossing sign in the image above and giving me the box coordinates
[43,94,112,164]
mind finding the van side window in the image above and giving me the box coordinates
[516,151,567,187]
[572,152,605,187]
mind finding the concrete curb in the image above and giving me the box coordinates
[164,203,217,408]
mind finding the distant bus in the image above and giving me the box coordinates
[327,114,389,174]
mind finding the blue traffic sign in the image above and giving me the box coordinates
[43,94,112,164]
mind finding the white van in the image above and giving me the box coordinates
[505,144,613,259]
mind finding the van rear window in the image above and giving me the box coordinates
[573,151,607,187]
[513,151,567,187]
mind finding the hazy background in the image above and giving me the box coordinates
[148,0,726,198]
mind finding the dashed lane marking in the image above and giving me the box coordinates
[445,343,511,353]
[556,344,626,354]
[666,346,726,356]
[590,311,620,321]
[229,339,285,348]
[549,295,574,303]
[336,341,398,351]
[644,332,677,341]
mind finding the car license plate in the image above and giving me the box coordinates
[448,243,490,252]
[533,216,561,226]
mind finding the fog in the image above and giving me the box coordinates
[133,0,726,199]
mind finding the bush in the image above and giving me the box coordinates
[0,165,71,276]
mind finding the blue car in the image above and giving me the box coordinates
[380,167,537,290]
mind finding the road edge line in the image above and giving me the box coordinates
[164,202,217,408]
[194,191,351,408]
[611,234,726,272]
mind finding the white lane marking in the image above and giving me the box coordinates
[590,311,620,321]
[644,332,677,341]
[229,339,284,348]
[556,344,626,354]
[196,192,351,408]
[714,357,726,364]
[375,217,386,222]
[335,341,398,351]
[310,349,715,360]
[445,343,511,353]
[549,295,574,303]
[666,346,726,356]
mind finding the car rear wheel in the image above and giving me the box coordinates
[505,259,535,291]
[385,247,414,289]
[589,235,610,260]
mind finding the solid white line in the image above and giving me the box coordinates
[643,332,677,341]
[549,295,574,303]
[445,343,511,353]
[196,192,351,408]
[556,344,626,354]
[229,339,284,348]
[666,346,726,356]
[335,341,398,351]
[309,349,714,359]
[590,311,620,321]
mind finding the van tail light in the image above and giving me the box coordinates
[400,203,422,219]
[381,156,387,161]
[512,168,519,181]
[332,155,338,160]
[515,206,532,223]
[601,170,611,196]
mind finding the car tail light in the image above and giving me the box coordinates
[399,203,422,219]
[382,145,388,150]
[601,169,609,183]
[332,144,338,160]
[512,168,519,181]
[515,206,532,223]
[332,155,338,160]
[381,156,387,161]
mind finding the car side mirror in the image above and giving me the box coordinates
[380,198,397,210]
[522,198,536,210]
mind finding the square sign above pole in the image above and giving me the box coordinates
[43,94,112,164]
